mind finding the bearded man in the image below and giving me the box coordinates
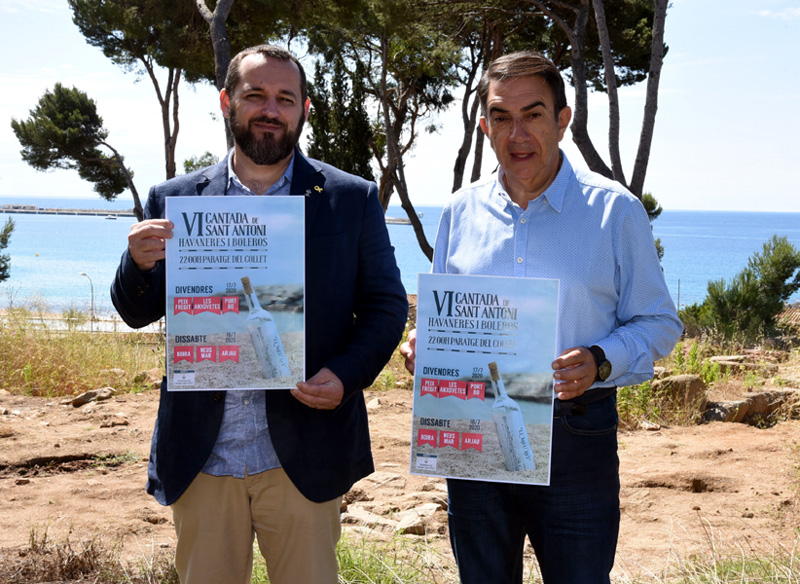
[111,44,408,584]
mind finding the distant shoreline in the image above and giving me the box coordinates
[1,204,413,224]
[1,205,134,218]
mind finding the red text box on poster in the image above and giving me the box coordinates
[439,431,460,449]
[222,297,240,314]
[461,433,483,452]
[439,380,468,400]
[219,345,240,363]
[193,296,221,315]
[197,346,217,363]
[467,381,486,401]
[174,346,194,363]
[417,429,437,447]
[174,297,192,315]
[420,378,439,397]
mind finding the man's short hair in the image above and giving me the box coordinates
[477,51,568,117]
[224,44,308,102]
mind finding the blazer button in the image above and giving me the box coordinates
[212,392,223,402]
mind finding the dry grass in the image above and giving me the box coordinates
[0,307,162,398]
[0,528,178,584]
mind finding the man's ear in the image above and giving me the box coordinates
[304,97,310,118]
[220,89,231,119]
[479,116,489,137]
[557,106,572,141]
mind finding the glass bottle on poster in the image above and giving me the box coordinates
[241,276,290,379]
[489,361,535,471]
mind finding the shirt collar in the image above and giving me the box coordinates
[225,148,295,196]
[493,150,572,213]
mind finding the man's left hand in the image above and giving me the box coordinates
[293,367,344,410]
[551,347,597,400]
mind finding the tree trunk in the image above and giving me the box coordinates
[471,128,486,183]
[452,90,481,192]
[565,2,613,178]
[105,144,143,221]
[196,0,234,148]
[140,58,180,181]
[168,70,181,179]
[629,0,667,198]
[591,0,626,186]
[378,36,432,261]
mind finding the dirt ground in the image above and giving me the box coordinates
[1,362,800,581]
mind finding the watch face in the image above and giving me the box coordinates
[598,360,612,381]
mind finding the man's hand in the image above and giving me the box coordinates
[551,346,597,401]
[293,367,344,410]
[128,219,174,271]
[399,328,417,374]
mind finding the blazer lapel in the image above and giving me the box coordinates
[290,149,325,229]
[197,160,229,196]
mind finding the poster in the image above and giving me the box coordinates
[410,273,559,485]
[164,196,305,391]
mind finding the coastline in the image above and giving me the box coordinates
[1,205,135,218]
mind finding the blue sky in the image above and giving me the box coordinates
[1,0,799,212]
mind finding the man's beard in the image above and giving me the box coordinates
[229,104,304,166]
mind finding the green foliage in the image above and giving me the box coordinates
[743,369,762,390]
[641,192,664,261]
[10,83,130,201]
[685,235,800,344]
[69,0,202,76]
[0,217,14,283]
[62,305,88,331]
[700,360,722,385]
[307,57,375,181]
[183,152,220,174]
[618,381,661,426]
[580,0,662,91]
[618,378,705,429]
[641,192,663,222]
[305,0,463,210]
[673,341,686,372]
[92,450,142,469]
[673,340,722,384]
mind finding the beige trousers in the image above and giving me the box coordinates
[171,469,342,584]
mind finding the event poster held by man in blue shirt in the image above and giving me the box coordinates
[401,51,682,584]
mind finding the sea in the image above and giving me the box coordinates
[2,196,800,316]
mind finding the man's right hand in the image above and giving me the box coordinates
[399,328,417,374]
[128,219,174,271]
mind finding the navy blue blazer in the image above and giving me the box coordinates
[111,150,408,505]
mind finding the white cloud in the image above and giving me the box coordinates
[757,8,800,19]
[1,0,65,15]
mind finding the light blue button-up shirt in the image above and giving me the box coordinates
[432,153,682,389]
[200,150,294,477]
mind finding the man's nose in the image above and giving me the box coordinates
[260,97,280,116]
[509,118,528,142]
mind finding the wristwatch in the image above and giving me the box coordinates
[588,345,612,382]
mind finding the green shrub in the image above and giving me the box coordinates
[684,235,800,345]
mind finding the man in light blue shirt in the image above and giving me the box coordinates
[401,51,682,584]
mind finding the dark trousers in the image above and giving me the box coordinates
[447,392,620,584]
